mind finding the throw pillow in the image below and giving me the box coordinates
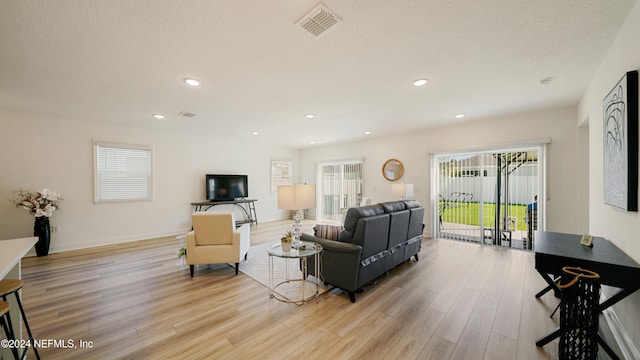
[314,224,344,240]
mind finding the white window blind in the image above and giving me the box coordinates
[316,159,363,222]
[94,142,153,202]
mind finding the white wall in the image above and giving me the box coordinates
[301,107,579,236]
[578,0,640,350]
[0,108,299,252]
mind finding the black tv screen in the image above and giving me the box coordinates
[206,174,248,201]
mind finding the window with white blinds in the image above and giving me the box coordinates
[316,159,363,222]
[94,142,153,202]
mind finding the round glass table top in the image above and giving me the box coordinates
[267,241,322,258]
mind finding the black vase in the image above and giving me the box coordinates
[34,216,51,256]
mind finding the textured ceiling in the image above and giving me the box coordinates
[0,1,636,148]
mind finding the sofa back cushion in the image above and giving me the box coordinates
[403,200,421,209]
[379,201,406,213]
[352,214,390,259]
[340,204,384,241]
[191,212,234,245]
[388,210,410,248]
[408,206,425,239]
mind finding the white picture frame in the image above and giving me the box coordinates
[271,159,292,192]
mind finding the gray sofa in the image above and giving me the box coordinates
[300,200,424,302]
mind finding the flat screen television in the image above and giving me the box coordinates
[206,174,248,201]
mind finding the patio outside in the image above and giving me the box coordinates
[435,149,540,251]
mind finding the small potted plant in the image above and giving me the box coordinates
[281,229,294,252]
[177,246,186,267]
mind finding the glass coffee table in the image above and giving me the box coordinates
[267,241,322,305]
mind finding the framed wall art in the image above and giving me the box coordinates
[603,70,638,211]
[271,159,292,192]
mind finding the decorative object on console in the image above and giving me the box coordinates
[278,184,316,249]
[11,188,63,256]
[391,183,413,200]
[382,158,404,181]
[603,70,638,211]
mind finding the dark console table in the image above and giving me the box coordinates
[191,199,258,226]
[534,231,640,359]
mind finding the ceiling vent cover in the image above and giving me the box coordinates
[296,3,341,38]
[179,111,196,118]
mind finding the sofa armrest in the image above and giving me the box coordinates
[186,231,196,263]
[301,233,363,292]
[233,223,251,260]
[301,233,362,254]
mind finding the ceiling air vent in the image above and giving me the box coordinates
[179,111,196,118]
[296,3,341,38]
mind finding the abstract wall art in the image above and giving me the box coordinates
[603,70,638,211]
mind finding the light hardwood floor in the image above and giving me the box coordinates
[20,220,568,359]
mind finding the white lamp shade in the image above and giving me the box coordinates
[277,184,316,210]
[392,183,414,198]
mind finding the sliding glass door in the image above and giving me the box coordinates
[433,146,543,250]
[316,160,363,223]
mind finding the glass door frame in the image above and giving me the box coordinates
[431,143,546,249]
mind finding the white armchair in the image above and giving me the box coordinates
[186,212,250,277]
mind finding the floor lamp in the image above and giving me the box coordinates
[278,184,316,248]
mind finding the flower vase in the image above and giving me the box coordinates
[34,216,51,256]
[281,240,292,252]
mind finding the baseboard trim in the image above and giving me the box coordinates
[603,306,640,359]
[26,228,190,256]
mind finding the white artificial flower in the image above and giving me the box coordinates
[12,188,63,217]
[41,188,60,201]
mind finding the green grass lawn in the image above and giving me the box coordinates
[440,201,528,230]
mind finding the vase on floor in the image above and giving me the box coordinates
[34,216,51,256]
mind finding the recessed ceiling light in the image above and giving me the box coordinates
[309,141,316,144]
[305,114,315,119]
[184,78,201,87]
[413,79,428,87]
[454,114,465,119]
[364,131,372,135]
[152,114,165,119]
[251,131,259,136]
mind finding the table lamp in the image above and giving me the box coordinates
[278,184,316,248]
[392,183,414,200]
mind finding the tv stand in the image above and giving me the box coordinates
[191,199,258,226]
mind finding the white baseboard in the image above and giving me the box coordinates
[26,228,191,256]
[603,306,640,359]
